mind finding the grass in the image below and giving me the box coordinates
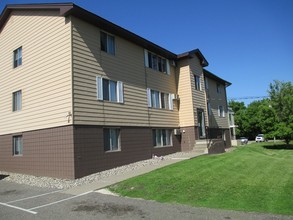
[109,142,293,215]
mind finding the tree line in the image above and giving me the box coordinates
[229,80,293,144]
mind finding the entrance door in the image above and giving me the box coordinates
[197,109,206,138]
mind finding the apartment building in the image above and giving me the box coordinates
[0,3,231,179]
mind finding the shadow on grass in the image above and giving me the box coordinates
[0,174,9,180]
[263,144,293,150]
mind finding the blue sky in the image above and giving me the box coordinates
[1,0,292,104]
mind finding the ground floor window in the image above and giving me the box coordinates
[104,128,120,151]
[13,135,23,156]
[153,129,172,147]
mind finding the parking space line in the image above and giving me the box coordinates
[0,202,37,215]
[6,189,63,204]
[29,191,93,211]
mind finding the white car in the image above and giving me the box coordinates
[255,134,265,142]
[240,137,248,145]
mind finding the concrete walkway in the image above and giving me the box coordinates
[63,150,207,195]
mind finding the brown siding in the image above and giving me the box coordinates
[73,125,181,178]
[189,57,208,126]
[0,126,75,179]
[206,77,229,128]
[180,126,198,151]
[71,17,179,128]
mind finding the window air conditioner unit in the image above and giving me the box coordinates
[173,94,180,100]
[174,129,181,136]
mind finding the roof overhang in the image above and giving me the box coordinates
[1,3,212,64]
[0,3,74,32]
[203,69,232,87]
[0,3,179,60]
[177,49,209,67]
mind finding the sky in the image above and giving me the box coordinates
[1,0,292,105]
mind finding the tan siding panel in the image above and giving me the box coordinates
[0,10,72,135]
[177,62,194,127]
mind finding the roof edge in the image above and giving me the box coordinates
[177,49,209,67]
[203,69,232,87]
[0,3,74,32]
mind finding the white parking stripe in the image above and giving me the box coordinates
[29,191,93,211]
[0,202,37,214]
[6,189,63,204]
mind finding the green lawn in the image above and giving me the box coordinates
[109,142,293,215]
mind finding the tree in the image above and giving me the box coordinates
[229,99,276,140]
[228,101,247,138]
[268,80,293,144]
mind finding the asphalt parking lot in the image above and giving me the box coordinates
[1,180,293,220]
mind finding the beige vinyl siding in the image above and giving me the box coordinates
[206,77,229,128]
[0,10,72,135]
[177,59,195,127]
[189,57,208,126]
[71,17,178,127]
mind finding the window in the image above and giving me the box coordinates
[218,105,225,117]
[104,128,120,151]
[147,88,173,110]
[153,129,172,147]
[194,75,201,90]
[13,47,22,68]
[96,76,123,103]
[207,102,212,115]
[204,77,209,90]
[13,136,23,156]
[100,31,115,55]
[217,83,221,94]
[144,50,170,74]
[160,92,170,109]
[13,90,22,111]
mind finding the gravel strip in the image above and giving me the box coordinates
[0,151,195,190]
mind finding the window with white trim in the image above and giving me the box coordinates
[13,135,23,156]
[12,90,22,111]
[13,47,22,68]
[147,88,173,110]
[96,76,124,103]
[218,105,225,117]
[194,75,201,90]
[153,129,172,147]
[100,31,115,55]
[104,128,120,151]
[144,49,170,74]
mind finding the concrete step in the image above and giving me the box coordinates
[193,140,209,154]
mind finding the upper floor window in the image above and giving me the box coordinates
[153,129,172,147]
[13,90,22,111]
[13,47,22,68]
[144,50,170,75]
[104,128,120,152]
[147,88,173,110]
[194,75,201,90]
[217,83,221,94]
[204,77,209,90]
[207,102,212,115]
[96,76,124,103]
[100,31,115,55]
[218,105,225,117]
[13,135,23,156]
